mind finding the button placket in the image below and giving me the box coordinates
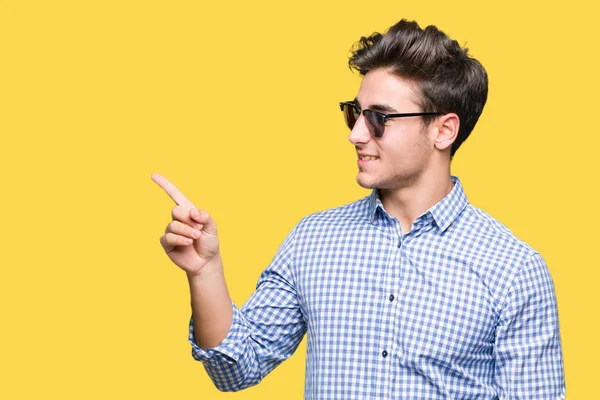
[377,219,400,372]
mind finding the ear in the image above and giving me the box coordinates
[433,113,459,152]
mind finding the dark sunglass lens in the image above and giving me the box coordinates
[352,105,360,120]
[364,110,384,138]
[343,104,357,129]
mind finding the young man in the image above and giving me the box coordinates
[153,19,565,399]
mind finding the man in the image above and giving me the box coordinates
[153,19,565,399]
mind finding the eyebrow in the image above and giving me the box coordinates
[354,97,398,113]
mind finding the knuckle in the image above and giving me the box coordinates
[166,232,177,244]
[171,205,184,220]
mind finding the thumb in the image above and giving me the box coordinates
[190,209,217,235]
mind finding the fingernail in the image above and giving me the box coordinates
[192,230,201,238]
[192,209,200,218]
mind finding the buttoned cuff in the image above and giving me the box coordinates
[188,300,248,364]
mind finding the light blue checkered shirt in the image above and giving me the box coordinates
[189,176,565,399]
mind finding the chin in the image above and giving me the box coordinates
[356,174,379,190]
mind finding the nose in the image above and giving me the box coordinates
[348,114,372,145]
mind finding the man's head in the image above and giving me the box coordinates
[345,19,488,191]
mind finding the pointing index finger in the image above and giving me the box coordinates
[151,173,195,209]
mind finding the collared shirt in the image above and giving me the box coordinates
[189,176,566,399]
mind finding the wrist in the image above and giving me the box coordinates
[186,254,223,281]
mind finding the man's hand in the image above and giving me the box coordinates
[152,172,220,277]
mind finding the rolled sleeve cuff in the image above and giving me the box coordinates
[188,300,248,364]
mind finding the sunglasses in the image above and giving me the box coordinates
[340,101,444,138]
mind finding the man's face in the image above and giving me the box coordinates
[348,68,437,191]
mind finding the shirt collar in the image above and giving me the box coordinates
[367,175,469,233]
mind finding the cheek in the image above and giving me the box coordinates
[383,141,430,170]
[409,132,434,157]
[384,137,418,159]
[382,150,407,172]
[379,128,431,163]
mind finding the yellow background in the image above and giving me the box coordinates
[1,0,596,398]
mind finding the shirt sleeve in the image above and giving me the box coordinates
[187,222,307,392]
[494,252,566,399]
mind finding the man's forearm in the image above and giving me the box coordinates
[187,254,233,350]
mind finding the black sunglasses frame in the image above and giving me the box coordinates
[340,101,444,138]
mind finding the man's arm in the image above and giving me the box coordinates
[152,173,306,391]
[187,254,233,349]
[152,172,234,350]
[494,252,566,399]
[188,223,307,392]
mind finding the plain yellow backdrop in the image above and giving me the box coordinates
[1,0,597,398]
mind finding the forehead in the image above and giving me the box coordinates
[356,68,420,110]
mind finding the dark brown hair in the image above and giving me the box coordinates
[349,19,488,158]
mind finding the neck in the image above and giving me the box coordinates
[379,167,454,235]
